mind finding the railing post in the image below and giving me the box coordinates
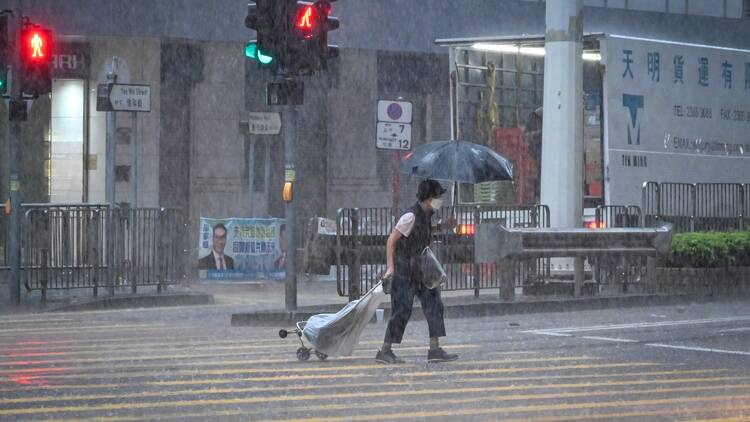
[690,184,697,232]
[645,256,656,294]
[349,208,361,301]
[40,248,48,306]
[738,184,745,231]
[574,257,584,297]
[498,258,514,301]
[473,206,481,298]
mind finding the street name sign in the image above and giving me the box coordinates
[109,84,151,112]
[248,112,282,135]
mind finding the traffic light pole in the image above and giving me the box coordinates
[105,71,117,206]
[282,104,298,312]
[7,9,21,305]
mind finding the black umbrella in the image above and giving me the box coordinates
[400,140,513,184]
[400,139,514,207]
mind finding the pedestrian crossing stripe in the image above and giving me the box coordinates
[0,368,725,394]
[48,402,750,422]
[1,382,750,416]
[0,344,485,367]
[0,375,742,406]
[0,355,581,379]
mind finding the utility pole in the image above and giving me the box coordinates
[540,0,584,230]
[7,9,21,304]
[105,69,117,206]
[282,102,298,312]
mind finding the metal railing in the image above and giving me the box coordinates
[643,182,748,232]
[7,204,186,303]
[595,205,642,228]
[334,204,550,299]
[0,212,7,268]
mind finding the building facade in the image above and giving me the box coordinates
[1,0,749,266]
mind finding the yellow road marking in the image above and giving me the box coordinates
[3,378,749,416]
[0,318,79,325]
[0,354,573,381]
[0,344,483,368]
[263,393,750,422]
[0,368,725,394]
[0,324,172,334]
[401,362,659,377]
[0,336,286,349]
[47,390,750,422]
[0,360,651,385]
[1,375,743,405]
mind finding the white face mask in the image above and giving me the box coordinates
[430,197,444,209]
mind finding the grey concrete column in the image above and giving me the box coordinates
[540,0,584,229]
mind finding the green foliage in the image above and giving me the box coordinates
[667,231,750,268]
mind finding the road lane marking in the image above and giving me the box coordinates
[259,393,750,422]
[579,336,638,343]
[522,315,750,335]
[646,343,750,356]
[0,368,722,394]
[0,344,484,374]
[0,326,181,336]
[0,337,424,353]
[0,355,586,382]
[1,375,742,405]
[54,401,750,422]
[718,326,750,333]
[3,382,750,416]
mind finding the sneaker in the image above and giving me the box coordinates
[428,347,459,363]
[375,349,404,364]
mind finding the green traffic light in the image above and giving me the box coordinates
[245,42,273,65]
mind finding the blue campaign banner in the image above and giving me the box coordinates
[198,217,286,281]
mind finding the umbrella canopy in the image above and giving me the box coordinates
[400,140,513,184]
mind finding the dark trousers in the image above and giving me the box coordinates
[384,273,446,344]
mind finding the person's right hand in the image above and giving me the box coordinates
[384,267,394,280]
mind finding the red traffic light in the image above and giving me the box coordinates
[21,27,52,63]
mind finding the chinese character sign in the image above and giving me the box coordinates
[673,55,684,84]
[648,52,660,82]
[198,217,286,281]
[603,35,750,207]
[698,57,710,87]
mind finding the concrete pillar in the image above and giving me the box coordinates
[540,0,584,229]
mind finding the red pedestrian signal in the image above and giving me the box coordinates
[293,2,319,40]
[21,28,51,62]
[19,25,53,98]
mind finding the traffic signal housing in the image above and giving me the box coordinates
[244,0,339,75]
[19,25,53,98]
[0,15,8,95]
[315,0,339,66]
[286,0,339,74]
[245,0,287,67]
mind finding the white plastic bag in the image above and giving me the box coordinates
[302,281,388,356]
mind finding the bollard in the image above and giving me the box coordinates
[573,257,584,297]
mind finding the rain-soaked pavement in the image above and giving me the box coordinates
[1,300,749,421]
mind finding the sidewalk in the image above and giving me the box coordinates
[1,275,739,321]
[223,278,729,326]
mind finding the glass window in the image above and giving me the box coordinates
[50,79,85,203]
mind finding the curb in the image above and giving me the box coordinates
[43,293,215,313]
[230,293,738,326]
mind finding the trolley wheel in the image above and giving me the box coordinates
[278,329,288,339]
[296,347,311,361]
[315,351,328,361]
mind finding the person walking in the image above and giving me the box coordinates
[376,179,458,364]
